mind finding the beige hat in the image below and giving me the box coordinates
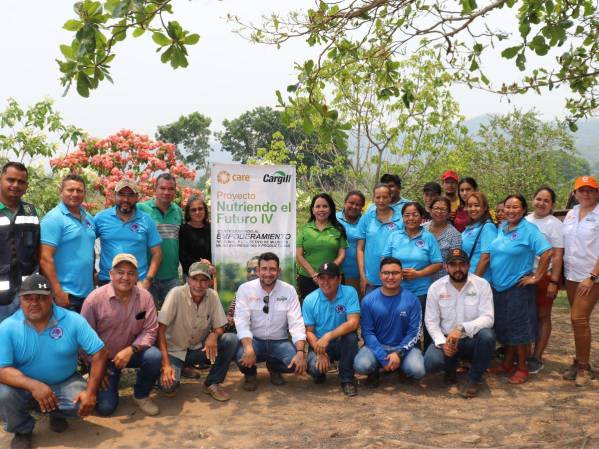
[112,253,138,269]
[188,262,212,280]
[115,178,139,194]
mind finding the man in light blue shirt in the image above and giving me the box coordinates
[41,174,96,313]
[0,274,107,449]
[94,179,162,289]
[303,262,360,396]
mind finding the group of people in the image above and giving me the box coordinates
[0,160,598,449]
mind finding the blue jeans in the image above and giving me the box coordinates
[0,373,86,434]
[235,338,297,377]
[0,293,19,323]
[307,333,358,383]
[162,333,239,392]
[149,277,180,309]
[424,328,496,383]
[95,346,162,416]
[67,294,86,314]
[354,345,426,379]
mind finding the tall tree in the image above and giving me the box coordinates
[155,112,212,171]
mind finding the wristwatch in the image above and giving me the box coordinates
[131,344,140,353]
[145,276,154,284]
[590,273,598,282]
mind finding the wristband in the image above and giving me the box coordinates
[548,280,559,286]
[296,349,304,353]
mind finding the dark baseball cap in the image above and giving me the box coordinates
[446,248,469,264]
[19,274,52,296]
[317,262,341,277]
[423,182,442,195]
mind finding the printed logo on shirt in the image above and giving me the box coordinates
[465,291,477,297]
[335,304,346,314]
[416,239,425,248]
[84,219,93,229]
[49,327,63,340]
[385,223,396,230]
[275,296,287,302]
[400,311,407,317]
[129,222,143,233]
[439,293,451,300]
[467,229,475,237]
[510,232,518,241]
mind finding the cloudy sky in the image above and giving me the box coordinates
[1,1,571,151]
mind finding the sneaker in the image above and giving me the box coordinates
[444,368,457,385]
[341,381,358,397]
[242,375,257,391]
[458,380,479,398]
[181,366,202,379]
[365,372,380,389]
[269,371,286,386]
[526,357,544,374]
[575,367,592,387]
[132,396,160,416]
[49,416,68,433]
[562,359,579,381]
[203,383,230,401]
[10,432,32,449]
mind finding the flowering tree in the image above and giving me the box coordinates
[51,129,200,210]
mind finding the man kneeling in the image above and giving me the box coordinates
[354,257,425,387]
[424,248,495,398]
[0,274,107,449]
[303,262,360,396]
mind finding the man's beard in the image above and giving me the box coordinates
[448,271,468,283]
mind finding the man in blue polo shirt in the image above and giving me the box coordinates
[94,179,162,290]
[40,174,96,313]
[0,274,107,449]
[303,262,360,396]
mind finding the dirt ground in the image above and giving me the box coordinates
[3,303,599,449]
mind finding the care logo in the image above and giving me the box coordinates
[217,170,231,184]
[263,170,292,184]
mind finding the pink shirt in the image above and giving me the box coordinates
[81,283,158,359]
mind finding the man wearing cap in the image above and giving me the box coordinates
[81,253,162,416]
[441,170,460,219]
[302,262,360,396]
[0,274,107,449]
[424,248,495,398]
[234,252,306,391]
[94,178,162,291]
[0,162,40,323]
[422,182,442,223]
[40,174,96,313]
[138,173,183,308]
[157,262,239,401]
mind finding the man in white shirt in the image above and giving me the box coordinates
[424,248,495,398]
[234,252,306,391]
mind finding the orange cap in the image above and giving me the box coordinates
[574,176,598,190]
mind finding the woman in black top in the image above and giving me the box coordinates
[179,196,212,276]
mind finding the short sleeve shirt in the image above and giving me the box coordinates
[462,221,497,282]
[382,227,443,296]
[336,211,361,279]
[302,284,360,338]
[563,204,599,282]
[41,202,96,297]
[0,305,104,385]
[489,219,552,292]
[94,206,162,281]
[526,213,565,271]
[158,285,227,361]
[296,222,348,277]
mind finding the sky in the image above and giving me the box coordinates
[1,0,573,155]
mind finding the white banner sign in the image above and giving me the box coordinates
[211,163,296,307]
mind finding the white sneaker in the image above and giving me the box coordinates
[133,396,160,416]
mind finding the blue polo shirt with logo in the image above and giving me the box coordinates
[489,219,552,292]
[461,220,496,282]
[0,305,104,385]
[357,208,404,286]
[336,211,361,279]
[381,227,442,296]
[94,206,162,281]
[303,284,360,338]
[41,202,96,297]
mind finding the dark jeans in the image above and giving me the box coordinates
[418,294,432,350]
[67,294,86,314]
[148,277,180,309]
[424,328,496,383]
[96,346,162,416]
[235,338,297,377]
[297,275,318,302]
[161,333,239,392]
[307,332,359,383]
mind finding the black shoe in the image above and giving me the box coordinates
[313,375,326,384]
[11,432,32,449]
[49,416,68,433]
[458,380,479,398]
[269,371,286,386]
[365,372,380,388]
[341,382,358,397]
[242,375,257,392]
[444,368,457,385]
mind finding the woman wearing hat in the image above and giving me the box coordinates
[562,176,599,386]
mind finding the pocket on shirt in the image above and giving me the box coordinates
[464,297,479,319]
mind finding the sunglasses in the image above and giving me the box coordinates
[262,295,270,314]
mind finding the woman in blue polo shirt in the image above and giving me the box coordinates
[336,190,366,296]
[462,191,496,281]
[356,184,403,296]
[382,202,442,347]
[488,194,552,385]
[297,193,348,300]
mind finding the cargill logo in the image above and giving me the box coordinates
[263,170,292,184]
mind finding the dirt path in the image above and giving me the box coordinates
[2,304,599,449]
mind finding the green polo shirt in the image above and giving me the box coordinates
[296,222,348,277]
[138,199,183,280]
[0,202,15,220]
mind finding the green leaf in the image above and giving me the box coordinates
[501,45,522,59]
[59,44,75,59]
[63,20,82,32]
[183,33,200,45]
[152,32,171,46]
[76,73,90,97]
[132,28,145,38]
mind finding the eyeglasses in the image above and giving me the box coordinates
[431,207,449,213]
[380,271,402,277]
[262,295,270,314]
